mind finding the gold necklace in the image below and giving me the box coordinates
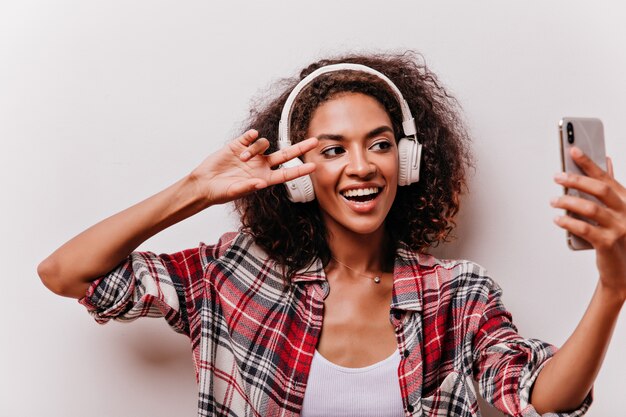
[331,256,382,284]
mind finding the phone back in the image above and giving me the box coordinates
[559,117,606,250]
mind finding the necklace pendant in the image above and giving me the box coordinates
[373,276,381,284]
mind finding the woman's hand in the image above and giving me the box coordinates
[530,148,625,413]
[191,129,318,205]
[552,146,626,302]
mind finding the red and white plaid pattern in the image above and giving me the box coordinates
[80,232,591,417]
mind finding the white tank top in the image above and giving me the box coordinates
[300,349,405,417]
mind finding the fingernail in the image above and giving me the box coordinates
[240,151,251,160]
[554,172,567,181]
[550,197,558,206]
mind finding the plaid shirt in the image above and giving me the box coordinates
[80,232,591,417]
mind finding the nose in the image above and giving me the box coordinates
[344,148,376,178]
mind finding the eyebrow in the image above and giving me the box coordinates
[316,125,394,141]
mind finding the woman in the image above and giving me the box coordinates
[38,52,625,417]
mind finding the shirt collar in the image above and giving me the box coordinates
[291,257,326,284]
[291,241,425,312]
[389,241,424,312]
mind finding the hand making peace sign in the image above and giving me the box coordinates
[190,129,319,205]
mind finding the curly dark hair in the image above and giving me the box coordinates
[234,51,473,282]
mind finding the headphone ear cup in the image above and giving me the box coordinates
[397,138,422,186]
[281,158,315,202]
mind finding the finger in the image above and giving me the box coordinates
[607,156,614,179]
[226,178,268,198]
[554,172,623,209]
[569,148,626,196]
[236,129,259,147]
[553,214,606,247]
[240,138,270,161]
[605,156,626,196]
[551,195,612,226]
[267,162,316,186]
[570,147,608,180]
[266,137,319,167]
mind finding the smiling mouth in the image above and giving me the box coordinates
[340,187,381,202]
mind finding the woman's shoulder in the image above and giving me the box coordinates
[397,243,488,277]
[422,253,488,277]
[401,247,497,293]
[200,231,286,279]
[200,231,264,260]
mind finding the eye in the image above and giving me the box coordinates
[321,146,345,157]
[370,140,393,152]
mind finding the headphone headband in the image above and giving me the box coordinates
[277,63,418,150]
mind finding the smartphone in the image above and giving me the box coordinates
[558,117,607,250]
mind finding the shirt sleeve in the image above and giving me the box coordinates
[472,280,593,417]
[78,247,205,337]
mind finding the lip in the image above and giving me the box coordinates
[339,187,384,214]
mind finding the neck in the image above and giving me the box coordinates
[326,227,393,273]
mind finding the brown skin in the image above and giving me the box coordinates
[318,267,396,367]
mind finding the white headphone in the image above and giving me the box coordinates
[278,63,423,203]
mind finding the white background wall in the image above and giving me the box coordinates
[1,1,624,416]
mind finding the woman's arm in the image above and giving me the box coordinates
[531,148,626,413]
[37,130,317,299]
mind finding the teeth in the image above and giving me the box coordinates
[341,187,380,198]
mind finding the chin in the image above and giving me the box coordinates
[331,219,387,237]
